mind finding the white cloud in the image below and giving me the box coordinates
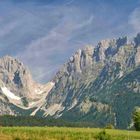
[129,7,140,31]
[65,0,75,5]
[0,1,136,83]
[0,21,20,38]
[16,6,94,83]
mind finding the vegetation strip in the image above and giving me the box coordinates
[0,127,140,140]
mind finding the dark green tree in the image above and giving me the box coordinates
[133,107,140,131]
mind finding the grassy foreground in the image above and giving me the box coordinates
[0,127,140,140]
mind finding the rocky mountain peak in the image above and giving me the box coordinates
[116,36,127,47]
[0,56,37,104]
[40,34,140,128]
[134,33,140,46]
[0,55,24,73]
[98,39,114,49]
[1,34,140,129]
[0,55,55,115]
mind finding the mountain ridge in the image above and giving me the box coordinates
[0,33,140,129]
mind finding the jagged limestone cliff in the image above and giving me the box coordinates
[0,33,140,129]
[0,56,54,115]
[38,33,140,129]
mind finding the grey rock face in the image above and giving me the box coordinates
[1,33,140,129]
[38,33,140,128]
[134,33,140,46]
[0,56,54,115]
[0,56,35,98]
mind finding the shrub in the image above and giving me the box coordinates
[105,124,114,129]
[96,130,111,140]
[13,137,21,140]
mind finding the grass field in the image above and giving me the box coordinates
[0,127,140,140]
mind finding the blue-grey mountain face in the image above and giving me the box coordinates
[0,34,140,129]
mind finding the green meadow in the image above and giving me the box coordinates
[0,127,140,140]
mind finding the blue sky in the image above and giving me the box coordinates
[0,0,140,83]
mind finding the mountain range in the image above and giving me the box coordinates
[0,33,140,129]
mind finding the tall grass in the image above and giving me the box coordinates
[0,127,140,140]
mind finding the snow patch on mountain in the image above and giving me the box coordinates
[1,87,21,100]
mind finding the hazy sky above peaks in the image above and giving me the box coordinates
[0,0,140,83]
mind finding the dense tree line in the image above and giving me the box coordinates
[1,107,140,130]
[0,115,96,127]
